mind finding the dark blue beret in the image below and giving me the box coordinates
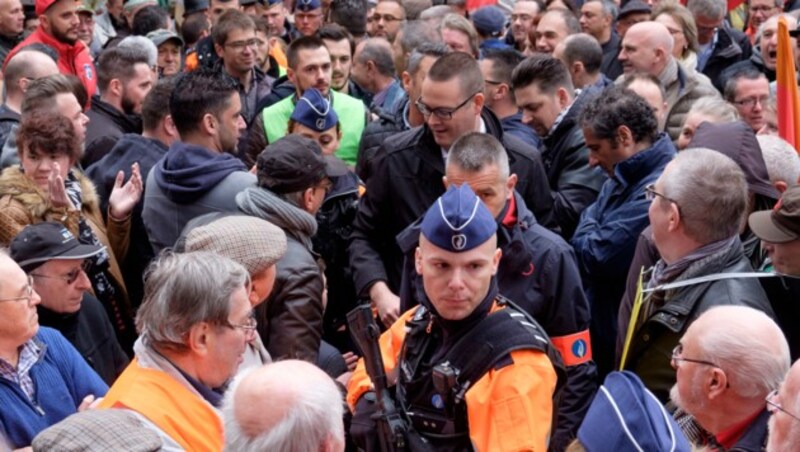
[420,184,496,252]
[578,371,692,452]
[294,0,321,12]
[291,88,338,132]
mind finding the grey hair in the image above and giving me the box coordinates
[757,13,798,42]
[406,42,449,76]
[686,0,726,20]
[695,306,790,399]
[586,0,618,20]
[419,5,453,24]
[356,38,396,77]
[758,135,800,187]
[440,13,480,56]
[661,148,748,244]
[117,35,158,67]
[400,20,443,54]
[447,132,510,179]
[222,367,344,451]
[136,251,250,353]
[687,96,739,122]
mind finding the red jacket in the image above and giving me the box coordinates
[4,27,96,100]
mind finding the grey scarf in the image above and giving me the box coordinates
[236,187,317,251]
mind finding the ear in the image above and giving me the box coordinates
[414,246,423,275]
[366,60,376,74]
[401,70,412,91]
[187,322,212,356]
[39,14,51,33]
[109,78,123,98]
[775,180,788,194]
[286,66,296,86]
[442,175,449,189]
[495,83,509,100]
[214,43,224,58]
[201,112,217,136]
[164,114,179,138]
[557,87,570,109]
[617,125,634,147]
[303,186,315,211]
[506,173,518,198]
[666,201,681,232]
[571,61,584,76]
[18,77,30,93]
[473,92,485,113]
[706,368,729,399]
[491,247,502,274]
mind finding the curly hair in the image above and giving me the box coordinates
[17,111,81,162]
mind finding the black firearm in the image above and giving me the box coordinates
[348,305,409,452]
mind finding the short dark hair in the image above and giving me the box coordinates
[181,13,210,46]
[579,85,659,143]
[169,69,238,136]
[356,38,396,77]
[330,0,368,36]
[96,46,152,93]
[17,111,81,162]
[287,36,327,70]
[511,54,574,95]
[426,51,483,97]
[252,15,270,37]
[22,74,86,115]
[482,48,524,101]
[724,67,767,103]
[319,23,354,55]
[131,5,169,36]
[561,33,602,74]
[142,77,177,131]
[404,0,432,19]
[212,9,255,46]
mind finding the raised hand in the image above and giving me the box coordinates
[109,162,143,220]
[48,162,74,210]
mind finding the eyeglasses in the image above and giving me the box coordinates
[372,13,403,23]
[0,275,35,304]
[225,38,260,51]
[733,96,769,109]
[767,389,800,422]
[671,344,720,368]
[416,92,479,120]
[645,183,681,210]
[225,314,258,339]
[31,261,91,286]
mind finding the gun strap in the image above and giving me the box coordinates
[443,297,564,403]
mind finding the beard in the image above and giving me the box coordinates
[50,23,77,45]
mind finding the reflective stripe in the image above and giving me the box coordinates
[550,329,592,367]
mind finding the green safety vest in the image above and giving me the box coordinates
[262,90,366,166]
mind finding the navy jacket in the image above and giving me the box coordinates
[397,192,596,450]
[571,133,675,377]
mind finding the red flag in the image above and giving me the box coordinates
[776,16,800,154]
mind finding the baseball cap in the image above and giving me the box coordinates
[76,2,93,14]
[471,6,506,38]
[294,0,320,12]
[618,0,651,19]
[291,88,338,132]
[420,184,497,252]
[256,134,349,194]
[10,222,105,272]
[35,0,78,16]
[183,0,209,15]
[748,186,800,243]
[147,29,184,47]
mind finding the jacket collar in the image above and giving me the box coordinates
[29,26,87,57]
[613,133,676,187]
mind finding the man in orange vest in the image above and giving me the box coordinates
[99,251,254,452]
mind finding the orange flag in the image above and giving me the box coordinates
[776,16,800,153]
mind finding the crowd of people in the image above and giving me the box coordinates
[0,0,800,448]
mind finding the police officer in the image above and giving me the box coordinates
[347,184,564,451]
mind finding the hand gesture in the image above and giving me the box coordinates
[47,162,74,210]
[109,162,143,220]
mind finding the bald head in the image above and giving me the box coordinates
[4,49,59,96]
[618,21,674,76]
[223,360,345,452]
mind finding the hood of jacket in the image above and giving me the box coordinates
[688,120,779,200]
[153,141,247,204]
[614,133,676,186]
[88,95,142,134]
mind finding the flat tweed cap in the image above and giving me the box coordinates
[184,215,288,275]
[31,409,161,451]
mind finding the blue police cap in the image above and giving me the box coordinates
[294,0,320,12]
[471,6,506,37]
[291,88,338,132]
[265,0,282,7]
[420,184,497,252]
